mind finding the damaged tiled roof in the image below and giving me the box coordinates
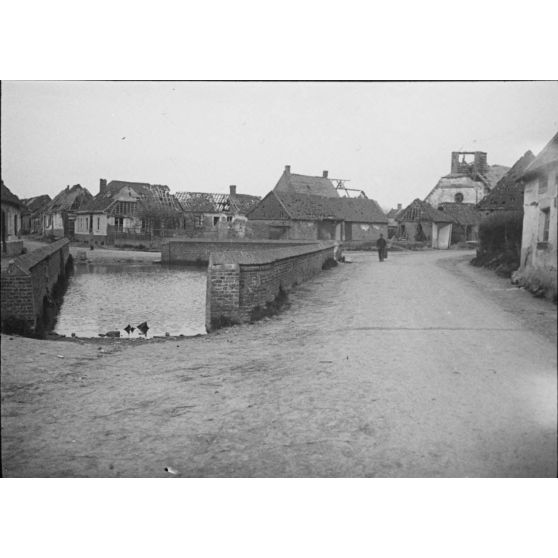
[386,207,403,219]
[523,131,558,178]
[175,191,261,215]
[477,151,535,211]
[21,194,52,213]
[83,181,183,213]
[230,193,261,214]
[81,190,129,212]
[480,165,510,188]
[1,181,23,208]
[137,184,183,212]
[270,191,387,223]
[176,192,231,213]
[397,199,456,223]
[45,185,93,213]
[436,203,482,226]
[105,180,151,196]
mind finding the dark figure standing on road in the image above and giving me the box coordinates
[376,233,387,262]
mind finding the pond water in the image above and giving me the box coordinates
[54,263,206,338]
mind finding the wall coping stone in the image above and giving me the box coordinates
[163,238,317,246]
[7,238,70,272]
[210,241,336,266]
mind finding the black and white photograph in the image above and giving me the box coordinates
[2,80,556,479]
[1,2,557,556]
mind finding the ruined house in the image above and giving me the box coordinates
[21,194,52,234]
[424,151,509,207]
[435,202,482,244]
[476,151,536,216]
[1,181,23,239]
[515,132,558,299]
[75,179,184,244]
[247,190,387,242]
[175,185,261,239]
[1,181,24,255]
[396,198,455,249]
[386,204,403,238]
[43,184,93,238]
[470,151,537,269]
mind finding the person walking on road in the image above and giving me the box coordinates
[376,233,387,262]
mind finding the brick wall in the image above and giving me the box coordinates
[1,272,35,321]
[162,239,317,265]
[206,242,335,331]
[1,238,70,331]
[205,261,241,330]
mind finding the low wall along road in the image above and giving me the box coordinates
[161,238,319,266]
[1,238,71,334]
[205,241,336,331]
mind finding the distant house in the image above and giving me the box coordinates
[21,195,52,234]
[1,181,24,251]
[247,190,387,242]
[396,198,455,249]
[175,185,261,239]
[425,151,509,207]
[334,197,388,245]
[386,204,403,238]
[476,151,536,216]
[435,202,482,244]
[75,179,185,243]
[274,165,340,198]
[516,132,558,299]
[43,184,93,238]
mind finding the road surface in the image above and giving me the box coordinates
[1,250,556,476]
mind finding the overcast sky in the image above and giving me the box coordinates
[2,81,557,209]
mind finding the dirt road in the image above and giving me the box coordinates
[1,250,556,477]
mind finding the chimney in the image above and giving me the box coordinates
[322,170,329,178]
[397,203,402,211]
[229,185,237,196]
[100,178,107,194]
[284,165,291,175]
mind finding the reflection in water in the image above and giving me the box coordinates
[55,263,206,338]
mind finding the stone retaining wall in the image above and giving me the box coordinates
[205,242,336,331]
[1,238,71,332]
[162,238,316,265]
